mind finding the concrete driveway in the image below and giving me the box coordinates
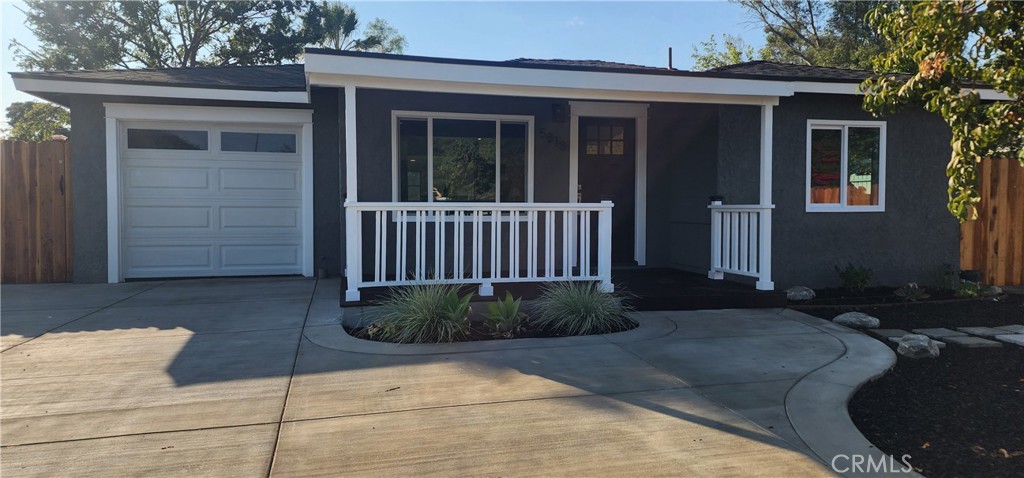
[1,277,901,477]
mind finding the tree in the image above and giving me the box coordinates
[691,34,756,70]
[735,0,897,70]
[4,101,70,141]
[11,1,330,70]
[314,2,406,53]
[861,1,1023,221]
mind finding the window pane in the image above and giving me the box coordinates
[500,122,527,202]
[433,119,496,202]
[847,127,880,206]
[586,141,599,155]
[810,129,842,204]
[611,141,624,155]
[398,119,428,202]
[612,126,624,140]
[127,129,207,150]
[221,132,296,153]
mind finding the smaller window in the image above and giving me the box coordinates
[221,132,296,153]
[585,124,625,156]
[807,121,885,212]
[127,128,208,150]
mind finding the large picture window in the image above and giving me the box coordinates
[806,120,886,212]
[394,112,532,203]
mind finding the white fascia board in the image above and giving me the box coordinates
[305,53,793,102]
[792,80,1011,101]
[307,72,780,106]
[13,77,309,104]
[104,103,312,124]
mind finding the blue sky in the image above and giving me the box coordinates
[2,1,766,125]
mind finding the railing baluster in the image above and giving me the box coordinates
[739,212,749,273]
[528,210,538,279]
[454,211,463,280]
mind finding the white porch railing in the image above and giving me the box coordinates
[708,201,774,290]
[344,201,613,301]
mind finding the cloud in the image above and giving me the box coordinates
[566,16,584,27]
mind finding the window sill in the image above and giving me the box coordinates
[805,205,885,213]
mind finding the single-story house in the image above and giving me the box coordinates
[11,49,1007,301]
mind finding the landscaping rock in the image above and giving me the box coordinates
[897,334,940,359]
[786,286,815,301]
[912,328,968,339]
[832,311,880,329]
[995,324,1024,334]
[943,336,1002,348]
[994,335,1024,347]
[981,285,1003,297]
[956,327,1010,338]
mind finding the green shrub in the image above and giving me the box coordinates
[955,282,980,298]
[893,282,930,301]
[835,263,873,294]
[484,291,527,338]
[371,284,473,343]
[531,281,635,336]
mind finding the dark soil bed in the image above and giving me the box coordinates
[800,286,958,306]
[797,295,1024,478]
[345,318,638,343]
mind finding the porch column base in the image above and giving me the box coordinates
[755,280,775,291]
[345,290,361,302]
[479,283,494,297]
[708,270,724,280]
[598,280,614,293]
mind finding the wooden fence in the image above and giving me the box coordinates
[960,157,1024,286]
[1,140,73,283]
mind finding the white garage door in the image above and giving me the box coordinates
[120,122,305,278]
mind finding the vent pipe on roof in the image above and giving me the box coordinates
[668,47,673,69]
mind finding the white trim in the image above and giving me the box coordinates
[389,110,535,203]
[103,103,314,282]
[805,119,887,213]
[17,77,308,104]
[568,101,649,266]
[756,105,774,291]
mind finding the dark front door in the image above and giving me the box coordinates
[578,117,636,265]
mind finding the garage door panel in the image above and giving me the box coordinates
[219,168,299,191]
[126,166,211,190]
[221,207,299,230]
[125,245,213,271]
[126,206,212,229]
[221,244,301,269]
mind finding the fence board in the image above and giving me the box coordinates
[960,157,1024,286]
[1,139,73,283]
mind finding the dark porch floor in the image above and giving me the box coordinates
[344,268,787,311]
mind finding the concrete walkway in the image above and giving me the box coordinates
[1,277,904,477]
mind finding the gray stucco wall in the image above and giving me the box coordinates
[646,103,719,272]
[718,94,958,288]
[311,87,343,277]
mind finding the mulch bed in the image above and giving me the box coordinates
[346,317,638,343]
[795,294,1024,478]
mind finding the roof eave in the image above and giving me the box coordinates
[11,75,310,104]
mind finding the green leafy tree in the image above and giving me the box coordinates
[4,101,70,141]
[735,0,898,70]
[861,1,1023,221]
[691,34,756,70]
[315,2,406,53]
[11,1,332,70]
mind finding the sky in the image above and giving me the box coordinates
[1,1,767,127]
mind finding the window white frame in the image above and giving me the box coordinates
[104,103,314,283]
[390,110,534,204]
[805,119,886,213]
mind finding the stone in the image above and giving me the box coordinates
[994,335,1024,347]
[832,312,880,329]
[896,334,940,359]
[981,285,1003,297]
[956,327,1011,338]
[943,336,1003,348]
[786,286,815,301]
[912,328,968,339]
[995,324,1024,334]
[871,328,909,339]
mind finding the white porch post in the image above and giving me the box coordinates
[597,200,614,292]
[756,104,775,291]
[344,86,362,302]
[708,200,724,280]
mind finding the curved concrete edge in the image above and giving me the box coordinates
[303,313,676,356]
[783,314,922,478]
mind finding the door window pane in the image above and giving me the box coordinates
[127,129,208,150]
[500,122,527,202]
[809,129,842,204]
[847,127,881,206]
[398,119,428,202]
[432,119,496,202]
[221,132,296,153]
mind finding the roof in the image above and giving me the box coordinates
[504,58,664,72]
[708,61,885,83]
[10,63,306,91]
